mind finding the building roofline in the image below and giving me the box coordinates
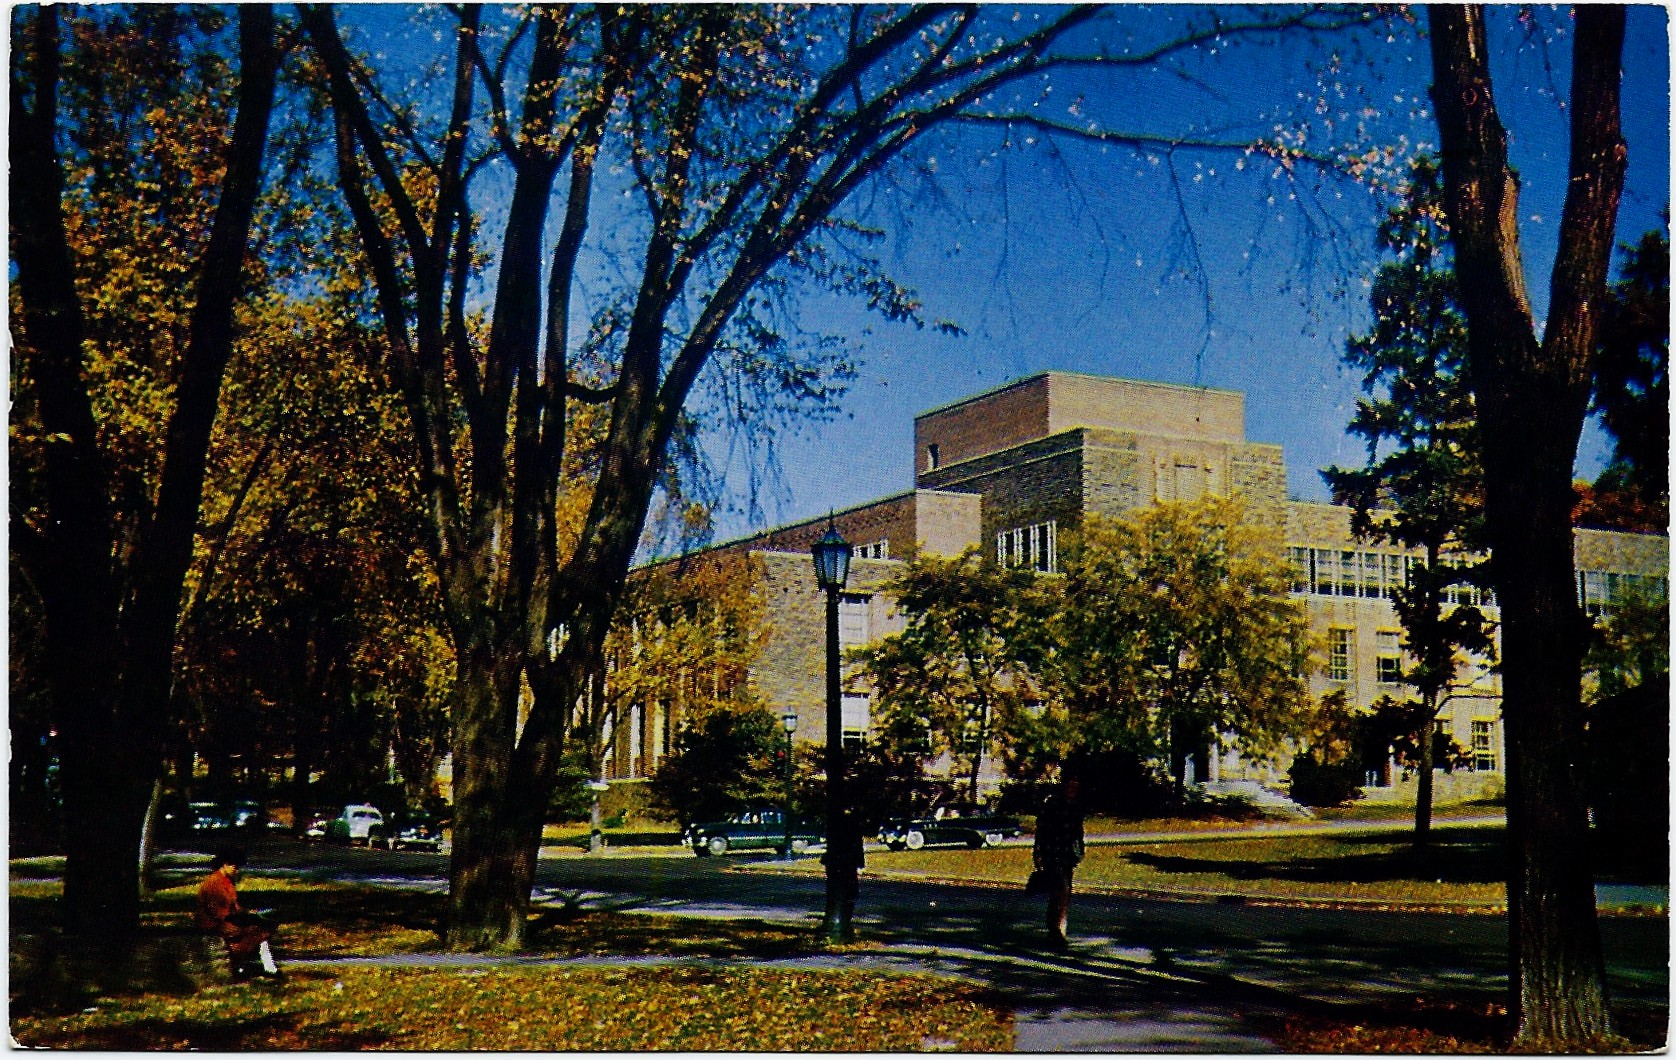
[912,370,1242,422]
[638,487,977,569]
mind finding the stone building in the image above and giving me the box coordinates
[603,371,1668,796]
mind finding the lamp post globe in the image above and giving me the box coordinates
[810,517,852,940]
[811,522,852,591]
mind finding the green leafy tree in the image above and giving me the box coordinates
[1041,498,1321,794]
[583,551,766,789]
[857,552,1039,805]
[9,5,278,952]
[1428,6,1631,1044]
[1322,155,1495,847]
[647,707,786,827]
[1588,229,1669,528]
[1583,582,1669,703]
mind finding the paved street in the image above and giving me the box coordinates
[225,837,1667,1051]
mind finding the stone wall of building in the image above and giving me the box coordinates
[750,551,904,741]
[912,490,984,557]
[917,430,1086,549]
[1575,527,1670,575]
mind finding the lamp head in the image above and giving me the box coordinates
[811,514,851,590]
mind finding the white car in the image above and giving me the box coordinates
[324,804,385,845]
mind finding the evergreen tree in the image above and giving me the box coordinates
[1585,228,1669,530]
[1323,156,1494,848]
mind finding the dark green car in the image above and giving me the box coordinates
[878,814,1022,851]
[684,808,823,857]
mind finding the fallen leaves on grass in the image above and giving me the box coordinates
[11,967,1014,1051]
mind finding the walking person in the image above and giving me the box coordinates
[1032,777,1084,950]
[196,848,281,981]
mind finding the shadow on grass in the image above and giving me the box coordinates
[1125,831,1506,887]
[525,906,839,959]
[13,1010,396,1051]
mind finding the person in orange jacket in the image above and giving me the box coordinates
[196,848,280,980]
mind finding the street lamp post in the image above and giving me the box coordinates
[586,780,610,854]
[781,711,798,858]
[811,517,852,941]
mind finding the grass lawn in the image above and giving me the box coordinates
[859,826,1512,907]
[11,966,1011,1051]
[10,875,1011,1051]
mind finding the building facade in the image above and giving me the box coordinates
[605,371,1668,794]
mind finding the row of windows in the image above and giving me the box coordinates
[996,521,1058,573]
[854,539,889,560]
[1287,546,1495,607]
[1577,569,1666,616]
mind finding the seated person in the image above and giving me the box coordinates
[196,848,280,980]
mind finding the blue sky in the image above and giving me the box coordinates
[337,6,1669,545]
[695,6,1670,541]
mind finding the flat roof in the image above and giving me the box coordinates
[912,370,1243,422]
[644,488,978,565]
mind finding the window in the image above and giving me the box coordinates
[1338,550,1361,598]
[1311,548,1337,596]
[841,694,870,749]
[1327,628,1354,682]
[855,539,889,560]
[1471,719,1497,771]
[838,594,870,648]
[1375,630,1403,684]
[926,443,940,470]
[1288,546,1312,595]
[1380,553,1409,600]
[996,521,1057,573]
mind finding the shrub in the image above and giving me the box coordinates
[1287,753,1365,808]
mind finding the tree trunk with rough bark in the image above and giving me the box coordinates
[10,5,278,954]
[1427,5,1627,1046]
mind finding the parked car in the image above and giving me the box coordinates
[684,808,822,857]
[303,809,334,840]
[188,801,232,832]
[323,804,386,846]
[388,813,448,853]
[878,812,1021,851]
[228,800,267,830]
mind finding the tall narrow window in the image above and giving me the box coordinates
[841,694,871,749]
[1312,549,1337,596]
[1287,546,1311,595]
[926,443,940,470]
[1327,628,1354,682]
[1471,719,1497,771]
[838,593,870,648]
[1375,630,1403,684]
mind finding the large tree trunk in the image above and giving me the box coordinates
[1428,5,1626,1047]
[444,636,528,950]
[11,5,278,953]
